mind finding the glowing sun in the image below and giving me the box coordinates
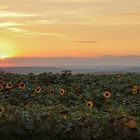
[0,38,18,60]
[0,55,10,59]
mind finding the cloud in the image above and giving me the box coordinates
[0,22,22,27]
[0,10,38,18]
[0,20,58,28]
[0,5,8,10]
[26,19,58,25]
[1,1,140,26]
[0,0,97,2]
[76,40,98,43]
[0,9,64,38]
[0,20,66,39]
[114,12,140,17]
[6,27,68,38]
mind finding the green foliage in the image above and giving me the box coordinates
[0,72,139,139]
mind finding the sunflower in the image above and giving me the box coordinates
[103,91,111,98]
[0,106,5,113]
[126,120,137,129]
[86,101,93,108]
[132,89,138,94]
[50,89,54,95]
[132,86,138,94]
[27,101,32,107]
[0,81,5,86]
[0,85,3,91]
[133,85,138,91]
[6,82,13,89]
[60,88,65,96]
[34,86,42,94]
[18,82,26,89]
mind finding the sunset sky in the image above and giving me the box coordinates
[0,0,140,66]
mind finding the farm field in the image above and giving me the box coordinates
[0,70,140,140]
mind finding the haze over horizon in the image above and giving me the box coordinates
[1,56,140,67]
[0,0,140,66]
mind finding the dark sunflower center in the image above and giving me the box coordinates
[106,93,109,96]
[88,103,91,106]
[37,88,40,91]
[50,90,54,93]
[29,102,32,105]
[20,84,24,87]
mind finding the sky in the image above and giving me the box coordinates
[0,0,140,66]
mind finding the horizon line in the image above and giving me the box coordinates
[2,55,140,59]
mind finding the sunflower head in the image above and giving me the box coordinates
[27,101,32,107]
[103,91,111,99]
[60,88,65,96]
[0,106,5,113]
[50,89,54,95]
[6,82,13,89]
[126,120,137,129]
[0,85,3,91]
[132,89,138,94]
[132,86,138,94]
[18,82,26,89]
[133,85,138,90]
[34,86,42,94]
[86,101,93,108]
[0,81,5,86]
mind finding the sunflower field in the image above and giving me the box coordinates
[0,70,140,140]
